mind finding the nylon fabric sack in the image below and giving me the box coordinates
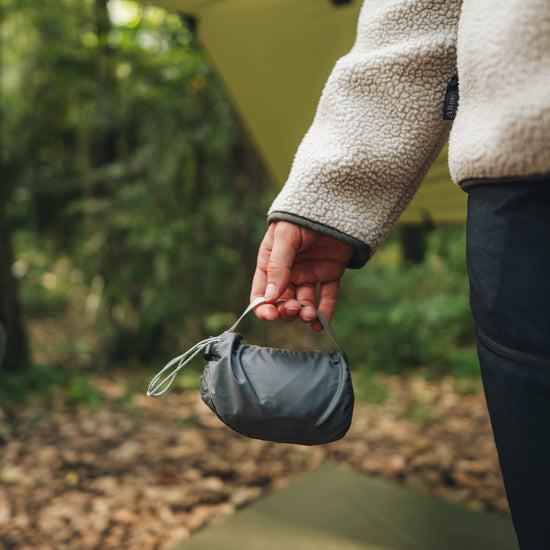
[147,298,354,446]
[200,330,353,445]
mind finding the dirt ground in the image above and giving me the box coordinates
[0,369,508,550]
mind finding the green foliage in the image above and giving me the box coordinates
[2,0,478,387]
[11,233,74,316]
[0,363,100,408]
[352,369,389,404]
[336,226,476,378]
[3,0,272,361]
[66,375,101,409]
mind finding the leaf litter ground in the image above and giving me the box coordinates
[0,370,508,550]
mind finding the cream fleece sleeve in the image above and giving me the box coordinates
[449,0,550,187]
[268,0,461,267]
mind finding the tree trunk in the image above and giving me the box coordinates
[0,183,29,371]
[399,221,434,264]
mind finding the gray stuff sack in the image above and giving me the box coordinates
[147,297,354,446]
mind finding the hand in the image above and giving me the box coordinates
[250,221,354,332]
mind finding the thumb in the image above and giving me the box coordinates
[264,282,279,302]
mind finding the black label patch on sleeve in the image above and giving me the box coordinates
[443,74,459,120]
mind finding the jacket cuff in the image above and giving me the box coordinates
[267,211,371,269]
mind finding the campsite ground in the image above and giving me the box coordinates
[1,340,508,550]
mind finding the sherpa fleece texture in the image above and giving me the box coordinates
[268,0,550,266]
[449,0,550,187]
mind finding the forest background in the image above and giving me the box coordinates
[1,0,477,401]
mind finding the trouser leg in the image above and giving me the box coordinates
[466,180,550,550]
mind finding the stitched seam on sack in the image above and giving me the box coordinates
[477,328,550,373]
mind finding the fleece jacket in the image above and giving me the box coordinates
[267,0,550,267]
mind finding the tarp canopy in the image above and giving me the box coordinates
[150,0,467,222]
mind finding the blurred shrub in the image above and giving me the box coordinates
[4,2,477,378]
[3,1,272,362]
[336,226,476,378]
[12,233,74,316]
[0,362,100,407]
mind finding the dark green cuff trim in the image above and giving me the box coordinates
[267,211,371,269]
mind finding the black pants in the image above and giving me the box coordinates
[467,180,550,550]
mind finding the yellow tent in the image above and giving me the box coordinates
[152,0,467,223]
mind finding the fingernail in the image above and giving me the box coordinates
[264,283,277,301]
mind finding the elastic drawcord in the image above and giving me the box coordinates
[235,297,344,352]
[147,296,344,396]
[147,335,221,396]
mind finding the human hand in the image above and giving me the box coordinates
[250,221,354,332]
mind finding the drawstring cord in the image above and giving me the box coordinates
[147,297,266,397]
[146,335,221,396]
[147,296,343,397]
